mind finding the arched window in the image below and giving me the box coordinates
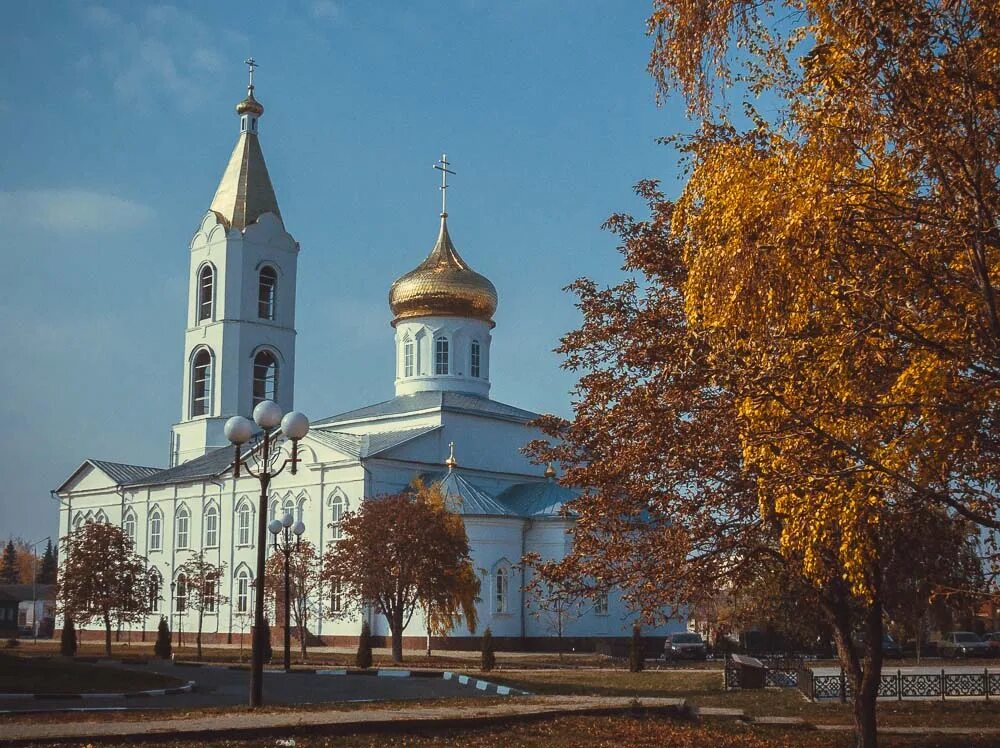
[258,266,277,320]
[204,573,217,613]
[204,505,219,548]
[176,507,190,549]
[494,567,508,614]
[149,510,163,551]
[296,496,306,523]
[237,502,252,546]
[470,340,481,378]
[269,498,279,522]
[123,510,136,543]
[197,264,214,322]
[95,510,108,524]
[330,495,344,541]
[149,569,162,613]
[191,348,213,417]
[403,336,415,377]
[330,578,343,614]
[434,337,449,375]
[175,574,187,612]
[73,512,84,530]
[281,496,295,524]
[252,350,278,406]
[236,568,251,614]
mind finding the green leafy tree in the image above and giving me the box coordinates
[37,540,57,585]
[0,541,18,584]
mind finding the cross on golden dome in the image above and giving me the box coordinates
[434,154,455,217]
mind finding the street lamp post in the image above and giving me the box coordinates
[225,400,310,708]
[28,536,50,643]
[269,513,305,672]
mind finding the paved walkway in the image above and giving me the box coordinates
[0,696,687,744]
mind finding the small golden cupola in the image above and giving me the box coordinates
[388,214,498,327]
[389,154,497,328]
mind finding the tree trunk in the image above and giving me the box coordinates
[853,604,884,748]
[297,600,308,662]
[391,609,404,663]
[103,614,112,657]
[830,602,882,748]
[197,609,204,661]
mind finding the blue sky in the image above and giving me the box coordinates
[0,1,691,542]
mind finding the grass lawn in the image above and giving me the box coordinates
[12,639,621,670]
[0,653,185,694]
[487,669,1000,728]
[0,696,520,725]
[32,715,1000,747]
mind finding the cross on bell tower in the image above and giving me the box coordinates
[245,57,258,94]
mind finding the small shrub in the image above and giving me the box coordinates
[154,617,172,659]
[356,620,373,669]
[61,618,78,657]
[480,627,496,672]
[629,624,644,673]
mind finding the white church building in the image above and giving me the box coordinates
[54,73,683,649]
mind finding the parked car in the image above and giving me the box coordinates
[983,632,1000,652]
[663,632,707,660]
[881,634,903,659]
[855,632,903,658]
[939,631,991,658]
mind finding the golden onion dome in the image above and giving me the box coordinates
[389,214,498,327]
[236,91,264,116]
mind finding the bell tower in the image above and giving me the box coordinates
[169,61,300,466]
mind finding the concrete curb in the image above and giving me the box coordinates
[0,681,196,702]
[443,671,531,696]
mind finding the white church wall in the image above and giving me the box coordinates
[464,517,525,639]
[440,412,544,476]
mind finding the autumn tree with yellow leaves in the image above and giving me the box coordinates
[322,481,479,663]
[531,3,998,747]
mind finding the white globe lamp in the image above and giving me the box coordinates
[281,411,309,440]
[268,519,283,536]
[253,400,283,429]
[292,521,305,537]
[224,416,254,445]
[281,512,294,529]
